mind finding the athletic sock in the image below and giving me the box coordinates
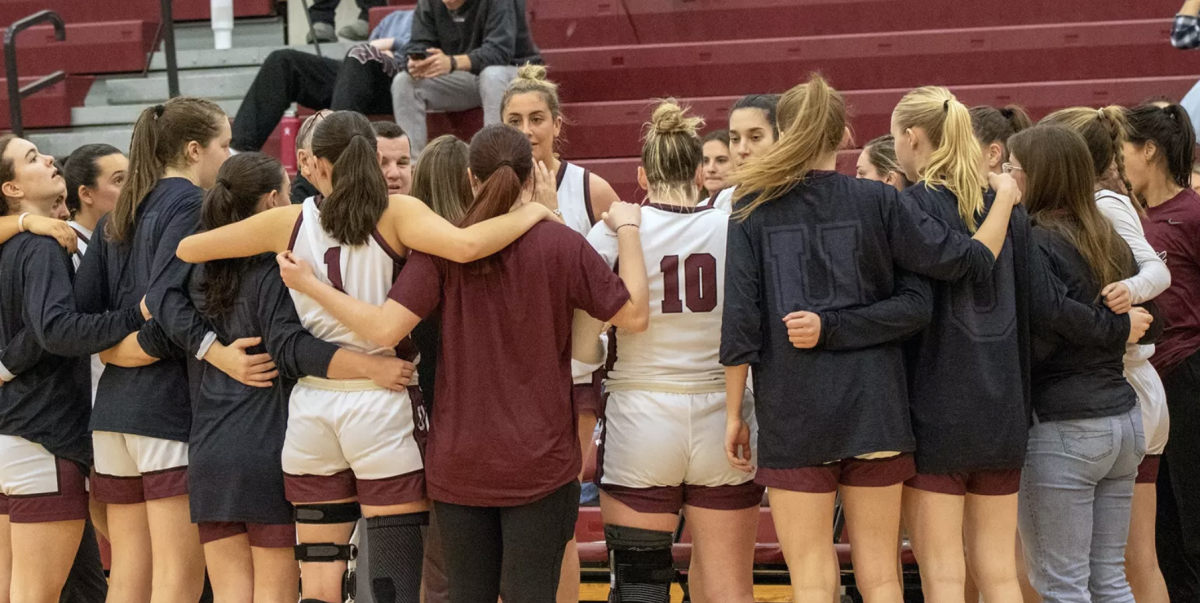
[605,524,674,603]
[366,512,429,603]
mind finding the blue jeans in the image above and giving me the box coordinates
[1019,407,1144,603]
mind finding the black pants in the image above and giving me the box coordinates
[436,481,580,603]
[1157,350,1200,603]
[58,520,106,603]
[231,49,394,152]
[309,0,385,24]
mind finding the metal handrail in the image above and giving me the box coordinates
[160,0,179,97]
[4,10,66,136]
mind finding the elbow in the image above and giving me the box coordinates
[452,239,485,264]
[372,328,405,351]
[176,239,200,263]
[627,309,651,334]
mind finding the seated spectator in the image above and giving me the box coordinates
[308,0,386,42]
[232,10,413,154]
[393,0,542,156]
[1173,0,1200,48]
[372,121,414,195]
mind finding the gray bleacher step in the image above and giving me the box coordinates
[72,99,243,127]
[103,67,261,105]
[170,17,286,51]
[149,42,353,72]
[28,127,135,159]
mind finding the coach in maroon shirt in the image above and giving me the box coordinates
[277,124,649,602]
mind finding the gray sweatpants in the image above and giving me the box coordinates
[391,65,519,156]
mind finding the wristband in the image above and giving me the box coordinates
[17,212,29,233]
[449,55,458,73]
[615,223,639,233]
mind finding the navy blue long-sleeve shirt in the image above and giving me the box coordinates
[188,255,337,525]
[76,178,204,442]
[0,233,143,464]
[720,171,997,469]
[903,185,1132,474]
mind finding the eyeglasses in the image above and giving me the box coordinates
[1002,163,1024,175]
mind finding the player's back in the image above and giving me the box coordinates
[288,196,403,357]
[588,204,727,391]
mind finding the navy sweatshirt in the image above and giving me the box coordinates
[720,171,998,469]
[1031,228,1139,422]
[76,178,204,442]
[901,186,1131,474]
[0,233,143,465]
[188,255,337,525]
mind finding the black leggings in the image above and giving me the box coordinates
[436,481,580,603]
[1158,350,1200,603]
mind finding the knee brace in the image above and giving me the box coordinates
[604,524,674,603]
[366,512,429,603]
[294,501,363,525]
[295,502,364,602]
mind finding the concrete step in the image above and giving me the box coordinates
[28,126,135,159]
[72,99,243,127]
[103,67,261,105]
[170,17,286,51]
[148,41,353,71]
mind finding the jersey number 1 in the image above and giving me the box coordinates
[661,254,717,314]
[324,247,345,292]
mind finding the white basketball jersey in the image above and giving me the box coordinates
[558,161,608,384]
[288,197,403,357]
[586,204,727,392]
[68,221,103,403]
[708,187,735,213]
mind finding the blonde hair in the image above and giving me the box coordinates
[731,74,845,219]
[500,64,562,119]
[641,99,704,199]
[892,86,985,232]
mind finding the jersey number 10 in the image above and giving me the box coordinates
[661,254,717,314]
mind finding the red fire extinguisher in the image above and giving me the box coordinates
[280,109,300,175]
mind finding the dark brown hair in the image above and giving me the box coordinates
[411,135,470,223]
[1126,102,1197,191]
[731,94,780,138]
[199,152,285,318]
[371,121,407,140]
[64,144,123,217]
[108,97,225,243]
[462,125,533,230]
[310,111,390,246]
[0,134,19,216]
[1040,106,1135,206]
[702,129,730,148]
[1009,126,1134,290]
[970,105,1033,161]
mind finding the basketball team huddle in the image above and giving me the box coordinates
[0,65,1198,603]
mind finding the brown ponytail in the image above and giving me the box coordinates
[108,97,225,243]
[310,111,390,246]
[1041,105,1136,207]
[461,124,533,229]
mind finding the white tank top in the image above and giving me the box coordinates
[586,204,728,392]
[556,161,607,384]
[287,197,403,357]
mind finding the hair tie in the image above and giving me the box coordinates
[153,104,164,118]
[216,177,231,188]
[496,160,514,169]
[943,99,950,112]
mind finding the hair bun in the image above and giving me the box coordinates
[516,63,548,83]
[648,99,704,137]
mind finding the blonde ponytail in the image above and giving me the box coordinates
[641,99,704,200]
[731,74,845,220]
[893,87,985,232]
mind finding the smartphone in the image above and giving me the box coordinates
[408,50,428,61]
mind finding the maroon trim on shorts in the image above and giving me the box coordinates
[198,521,297,548]
[756,454,916,494]
[601,483,685,514]
[8,459,89,524]
[684,482,765,511]
[284,469,356,504]
[408,385,428,457]
[0,494,8,515]
[1137,454,1162,484]
[287,212,304,252]
[91,470,146,505]
[905,468,1022,497]
[356,469,426,506]
[573,376,604,418]
[142,466,189,500]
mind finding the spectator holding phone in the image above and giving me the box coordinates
[393,0,542,156]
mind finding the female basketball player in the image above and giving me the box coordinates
[175,110,556,603]
[1007,124,1151,603]
[274,123,649,602]
[1123,102,1200,603]
[1041,105,1172,603]
[0,134,145,603]
[705,94,780,212]
[701,130,733,202]
[63,144,126,266]
[889,89,1142,603]
[856,135,910,191]
[500,64,623,601]
[721,75,1025,603]
[970,105,1032,175]
[578,100,762,603]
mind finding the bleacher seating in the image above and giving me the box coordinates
[0,74,91,130]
